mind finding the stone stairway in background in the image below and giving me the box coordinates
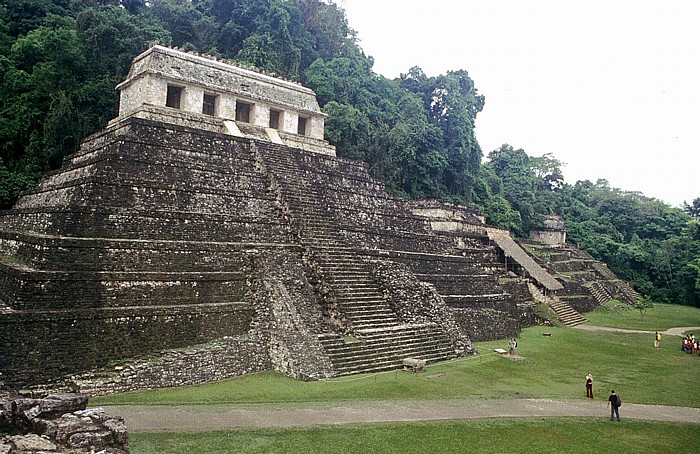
[548,297,587,326]
[528,282,586,326]
[613,279,642,304]
[254,142,459,375]
[591,262,640,304]
[588,281,613,305]
[520,240,642,312]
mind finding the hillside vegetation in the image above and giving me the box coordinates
[1,1,698,306]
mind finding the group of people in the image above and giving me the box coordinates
[681,334,699,354]
[584,373,622,421]
[655,331,699,356]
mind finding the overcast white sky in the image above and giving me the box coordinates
[341,0,699,207]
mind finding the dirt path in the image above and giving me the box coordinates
[574,325,700,336]
[102,399,700,431]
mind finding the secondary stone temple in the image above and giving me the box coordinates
[0,46,635,393]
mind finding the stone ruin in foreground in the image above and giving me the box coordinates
[0,46,639,394]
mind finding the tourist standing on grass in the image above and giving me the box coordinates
[585,373,594,399]
[654,331,661,348]
[608,390,621,421]
[508,338,517,356]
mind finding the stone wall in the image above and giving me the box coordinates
[0,118,281,388]
[530,229,566,245]
[247,250,334,380]
[0,303,253,386]
[114,45,334,154]
[72,337,269,397]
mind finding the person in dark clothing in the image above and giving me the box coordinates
[608,390,621,421]
[585,372,594,399]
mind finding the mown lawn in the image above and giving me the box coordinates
[583,301,700,331]
[95,325,700,408]
[94,303,700,453]
[130,419,700,454]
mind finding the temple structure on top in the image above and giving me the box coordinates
[530,215,567,245]
[111,45,335,155]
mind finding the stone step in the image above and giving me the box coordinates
[328,347,453,376]
[328,281,377,288]
[317,264,372,273]
[339,309,392,321]
[334,308,397,324]
[338,303,394,313]
[336,300,388,309]
[335,292,385,300]
[352,321,400,331]
[329,280,377,288]
[335,291,384,300]
[335,300,397,316]
[548,299,587,326]
[341,311,395,321]
[342,312,397,323]
[343,308,397,324]
[328,346,452,369]
[323,335,443,354]
[321,334,450,355]
[327,344,453,366]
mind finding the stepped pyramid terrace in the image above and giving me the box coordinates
[0,46,637,394]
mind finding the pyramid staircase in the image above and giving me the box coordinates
[588,281,613,305]
[616,280,642,304]
[591,262,641,304]
[548,296,587,326]
[317,325,454,376]
[528,282,586,326]
[254,142,458,375]
[312,247,399,331]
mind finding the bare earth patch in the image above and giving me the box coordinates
[101,399,700,432]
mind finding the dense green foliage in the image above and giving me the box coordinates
[1,1,698,305]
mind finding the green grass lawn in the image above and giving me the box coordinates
[132,418,700,454]
[583,301,700,331]
[95,325,700,408]
[93,303,700,453]
[130,419,700,454]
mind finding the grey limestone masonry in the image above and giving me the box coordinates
[113,45,335,155]
[0,391,129,453]
[0,46,598,394]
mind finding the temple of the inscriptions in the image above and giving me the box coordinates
[112,45,334,155]
[0,46,636,394]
